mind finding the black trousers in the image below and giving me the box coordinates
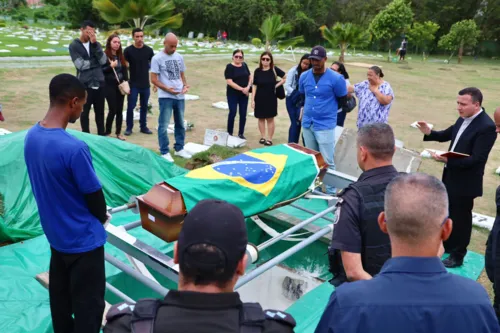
[444,195,475,260]
[81,87,106,135]
[49,246,106,333]
[105,84,125,135]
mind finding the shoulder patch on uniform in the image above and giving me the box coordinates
[265,309,296,327]
[334,198,343,225]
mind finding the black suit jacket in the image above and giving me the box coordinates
[424,110,496,198]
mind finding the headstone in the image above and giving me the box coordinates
[204,129,229,147]
[188,31,194,39]
[197,32,204,39]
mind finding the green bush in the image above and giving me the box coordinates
[252,38,262,47]
[0,20,6,28]
[12,12,28,22]
[208,37,215,43]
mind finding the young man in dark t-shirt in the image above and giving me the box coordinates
[123,28,155,136]
[24,74,109,333]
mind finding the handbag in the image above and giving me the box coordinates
[342,96,357,113]
[273,67,286,100]
[111,61,130,95]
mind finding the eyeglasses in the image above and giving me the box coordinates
[261,58,271,62]
[234,55,243,59]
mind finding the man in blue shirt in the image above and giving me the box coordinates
[315,173,500,333]
[299,46,347,194]
[24,73,109,333]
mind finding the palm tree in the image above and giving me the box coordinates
[93,0,183,30]
[320,23,369,63]
[260,15,304,51]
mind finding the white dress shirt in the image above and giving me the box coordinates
[450,109,483,152]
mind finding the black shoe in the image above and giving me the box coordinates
[140,127,153,135]
[124,129,132,136]
[238,134,246,140]
[442,255,464,268]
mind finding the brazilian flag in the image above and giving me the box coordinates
[166,144,320,217]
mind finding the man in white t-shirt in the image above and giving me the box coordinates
[151,33,191,162]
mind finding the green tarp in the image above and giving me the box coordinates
[0,130,186,243]
[166,144,319,217]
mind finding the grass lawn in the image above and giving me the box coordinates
[1,55,500,298]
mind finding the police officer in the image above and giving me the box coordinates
[486,107,500,322]
[104,199,296,333]
[329,123,400,286]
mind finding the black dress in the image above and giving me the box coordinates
[253,66,285,119]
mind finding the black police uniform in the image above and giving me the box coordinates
[486,185,500,321]
[103,290,296,333]
[328,165,400,286]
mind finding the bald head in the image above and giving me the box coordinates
[164,32,178,55]
[494,107,500,133]
[384,173,448,245]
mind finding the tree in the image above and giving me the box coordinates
[259,15,304,51]
[93,0,183,30]
[407,21,439,55]
[369,0,414,57]
[320,23,369,63]
[67,0,102,28]
[438,19,480,63]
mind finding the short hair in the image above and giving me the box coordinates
[459,87,483,105]
[132,28,143,37]
[49,74,86,106]
[384,173,448,244]
[357,123,395,160]
[369,65,384,78]
[179,243,244,288]
[233,49,244,57]
[80,20,95,29]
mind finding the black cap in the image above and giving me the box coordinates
[309,45,327,60]
[178,199,248,271]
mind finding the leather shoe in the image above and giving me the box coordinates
[442,256,463,268]
[140,127,153,135]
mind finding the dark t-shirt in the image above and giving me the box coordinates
[224,63,251,96]
[124,44,154,88]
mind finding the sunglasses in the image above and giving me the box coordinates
[261,58,271,62]
[234,55,243,59]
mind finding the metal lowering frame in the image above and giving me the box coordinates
[102,168,356,305]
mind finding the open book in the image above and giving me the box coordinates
[421,149,470,159]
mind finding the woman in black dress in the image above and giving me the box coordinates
[251,51,286,146]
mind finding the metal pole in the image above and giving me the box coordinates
[257,205,336,251]
[109,202,136,215]
[106,282,136,304]
[289,203,335,223]
[236,225,333,289]
[123,220,142,231]
[105,253,169,297]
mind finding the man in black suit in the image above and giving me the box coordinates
[417,87,496,268]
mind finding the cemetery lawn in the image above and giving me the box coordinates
[1,55,500,298]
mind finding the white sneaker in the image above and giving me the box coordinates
[162,153,174,162]
[174,149,192,159]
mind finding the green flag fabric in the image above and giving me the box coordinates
[166,144,320,217]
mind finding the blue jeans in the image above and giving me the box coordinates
[286,96,301,143]
[227,93,248,136]
[158,98,185,155]
[302,124,336,194]
[126,87,150,131]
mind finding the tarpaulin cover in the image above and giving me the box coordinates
[0,209,178,333]
[166,144,319,217]
[0,129,186,243]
